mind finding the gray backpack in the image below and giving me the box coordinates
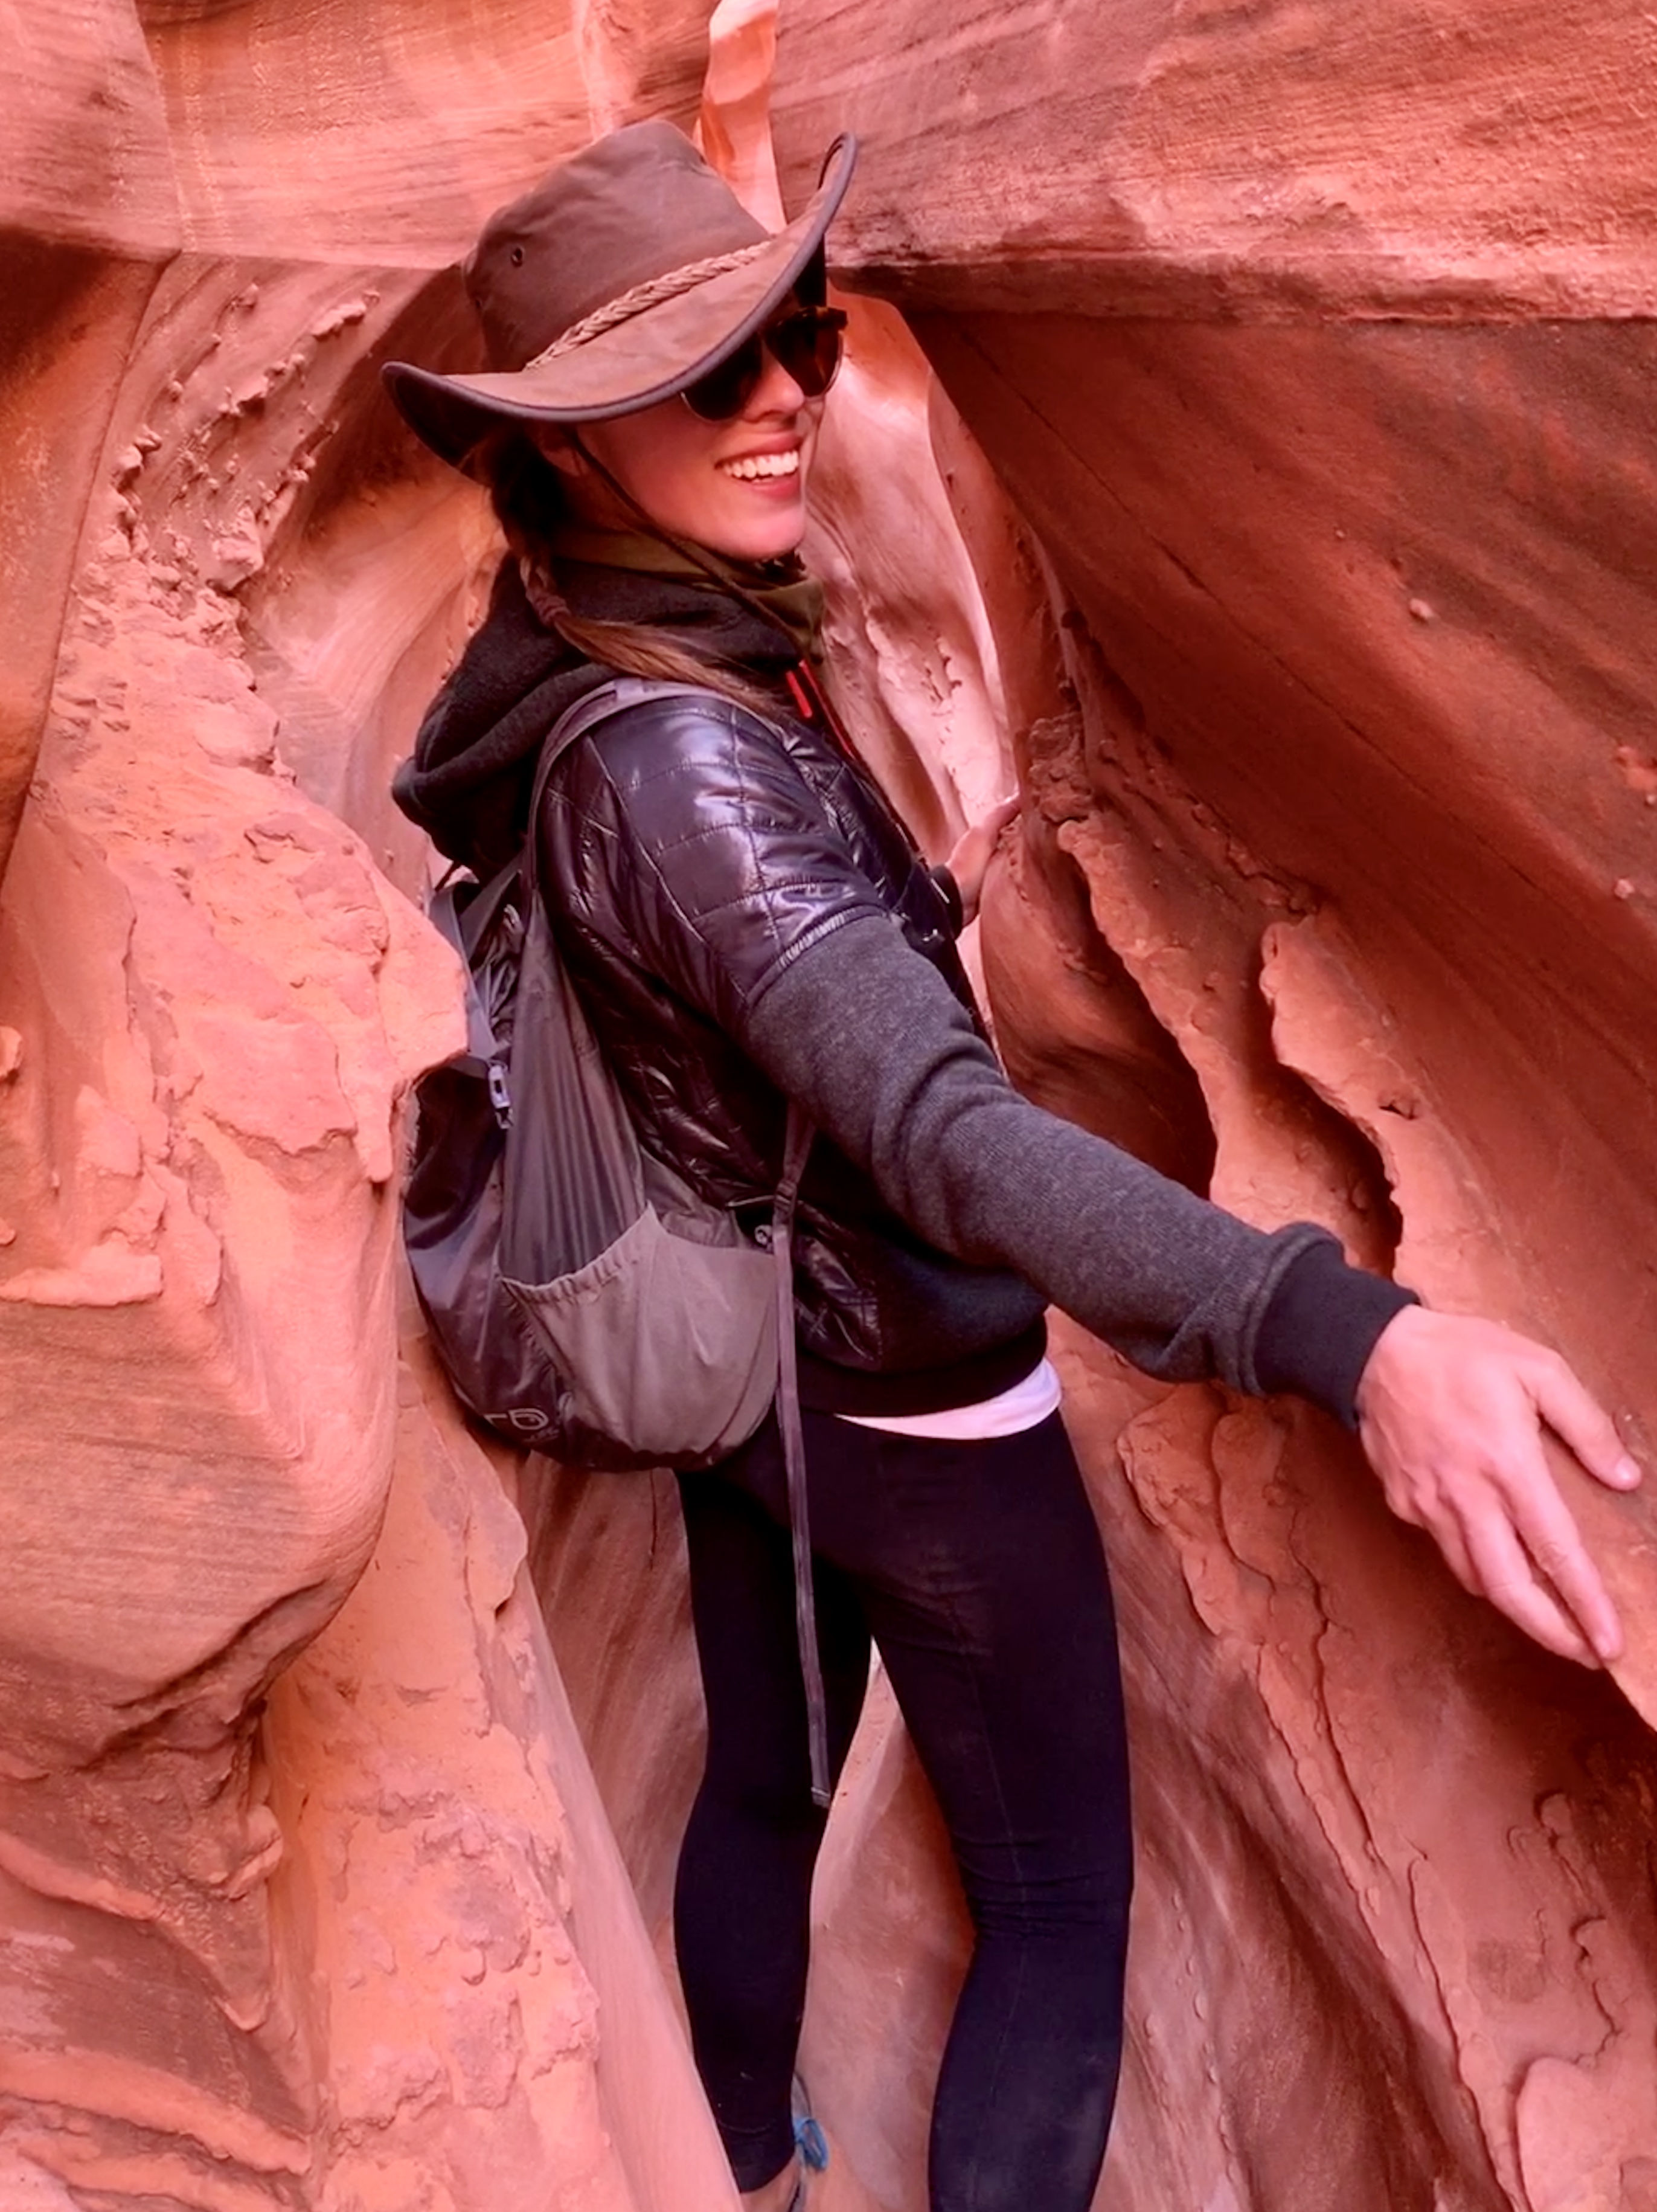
[404,678,830,1798]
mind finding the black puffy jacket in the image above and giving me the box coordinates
[537,685,1050,1408]
[400,558,1413,1427]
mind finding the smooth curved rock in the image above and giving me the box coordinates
[764,7,1657,2206]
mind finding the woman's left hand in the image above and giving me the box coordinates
[946,796,1021,927]
[1354,1305,1641,1667]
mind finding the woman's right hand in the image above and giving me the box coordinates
[1354,1305,1641,1666]
[946,794,1021,926]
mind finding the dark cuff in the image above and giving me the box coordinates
[1252,1240,1419,1430]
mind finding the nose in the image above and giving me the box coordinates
[745,345,810,417]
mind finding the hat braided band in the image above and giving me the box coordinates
[523,236,777,368]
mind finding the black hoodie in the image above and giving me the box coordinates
[396,553,805,875]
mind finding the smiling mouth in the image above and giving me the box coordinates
[718,449,801,482]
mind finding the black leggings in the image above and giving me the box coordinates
[674,1406,1133,2212]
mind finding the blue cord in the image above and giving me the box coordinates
[793,2112,830,2173]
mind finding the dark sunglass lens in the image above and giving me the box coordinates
[683,333,765,422]
[682,309,848,420]
[768,309,845,398]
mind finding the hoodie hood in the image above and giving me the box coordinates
[393,553,810,873]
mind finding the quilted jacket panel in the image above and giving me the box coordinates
[536,690,1046,1377]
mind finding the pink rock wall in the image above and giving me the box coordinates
[768,5,1657,2208]
[0,1,176,879]
[6,1,1657,2208]
[771,0,1657,319]
[1,5,742,2207]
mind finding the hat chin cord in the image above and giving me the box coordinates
[565,428,806,642]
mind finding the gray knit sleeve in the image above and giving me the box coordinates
[742,911,1410,1409]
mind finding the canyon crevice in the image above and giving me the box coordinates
[4,3,1656,2209]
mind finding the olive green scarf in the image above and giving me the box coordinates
[548,519,826,667]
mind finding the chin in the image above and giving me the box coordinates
[750,529,808,564]
[710,515,808,565]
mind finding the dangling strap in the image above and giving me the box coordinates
[771,1099,827,1808]
[501,676,830,1795]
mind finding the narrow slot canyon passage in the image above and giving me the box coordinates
[4,4,1657,2210]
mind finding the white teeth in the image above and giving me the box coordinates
[720,449,800,480]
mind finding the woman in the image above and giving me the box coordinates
[385,122,1636,2212]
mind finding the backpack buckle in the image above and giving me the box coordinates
[487,1061,513,1125]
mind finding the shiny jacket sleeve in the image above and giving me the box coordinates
[549,696,1412,1418]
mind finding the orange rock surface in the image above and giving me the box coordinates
[771,5,1657,2208]
[1,6,738,2207]
[4,0,1657,2208]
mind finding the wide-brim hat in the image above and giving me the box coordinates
[383,121,857,470]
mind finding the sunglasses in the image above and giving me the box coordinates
[682,306,848,422]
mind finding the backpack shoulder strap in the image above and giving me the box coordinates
[772,1098,829,1807]
[427,855,522,1075]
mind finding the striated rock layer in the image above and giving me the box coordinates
[4,0,1657,2208]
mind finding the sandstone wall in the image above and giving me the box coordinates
[4,2,1656,2209]
[1,5,739,2207]
[771,5,1657,2208]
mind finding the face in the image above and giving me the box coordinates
[540,344,824,565]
